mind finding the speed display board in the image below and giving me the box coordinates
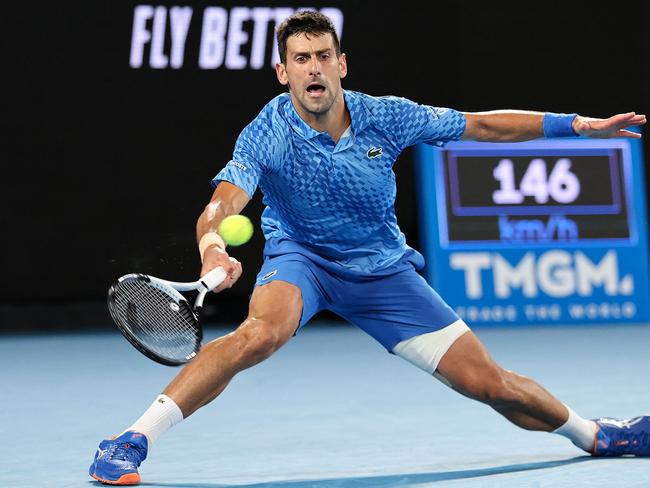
[415,138,650,325]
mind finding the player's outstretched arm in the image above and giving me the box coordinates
[196,181,251,292]
[462,110,646,142]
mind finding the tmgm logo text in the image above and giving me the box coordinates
[450,250,633,299]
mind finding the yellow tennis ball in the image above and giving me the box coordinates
[218,215,254,246]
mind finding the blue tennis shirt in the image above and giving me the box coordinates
[213,90,466,274]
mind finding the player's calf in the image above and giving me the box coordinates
[454,367,523,409]
[395,324,650,456]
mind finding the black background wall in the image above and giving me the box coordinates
[3,1,647,328]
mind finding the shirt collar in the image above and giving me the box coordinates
[283,89,370,140]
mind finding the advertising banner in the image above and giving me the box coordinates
[415,138,650,324]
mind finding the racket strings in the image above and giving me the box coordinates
[110,278,198,360]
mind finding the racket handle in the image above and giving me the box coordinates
[200,266,228,291]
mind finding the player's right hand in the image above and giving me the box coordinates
[200,246,243,293]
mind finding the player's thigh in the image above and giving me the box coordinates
[336,267,460,352]
[248,253,328,340]
[244,280,304,343]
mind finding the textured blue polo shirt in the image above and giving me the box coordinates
[213,90,465,274]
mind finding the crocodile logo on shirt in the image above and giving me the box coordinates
[367,147,383,158]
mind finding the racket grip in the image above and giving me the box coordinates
[201,266,228,291]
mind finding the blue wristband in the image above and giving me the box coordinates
[543,112,578,138]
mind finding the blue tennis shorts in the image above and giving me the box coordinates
[254,238,459,352]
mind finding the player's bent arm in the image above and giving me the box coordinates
[196,181,251,249]
[196,182,250,290]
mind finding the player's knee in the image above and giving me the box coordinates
[238,327,278,362]
[235,318,292,364]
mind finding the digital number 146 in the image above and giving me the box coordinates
[492,158,580,204]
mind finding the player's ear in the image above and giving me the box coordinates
[338,53,347,79]
[276,63,289,85]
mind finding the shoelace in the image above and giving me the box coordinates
[107,442,144,462]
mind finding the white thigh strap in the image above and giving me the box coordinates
[392,319,470,375]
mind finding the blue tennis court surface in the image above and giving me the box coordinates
[2,322,649,487]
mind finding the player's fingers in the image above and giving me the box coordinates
[608,112,647,130]
[618,129,642,139]
[227,268,242,285]
[577,113,644,137]
[208,258,241,292]
[213,275,234,292]
[212,258,241,291]
[606,115,645,136]
[591,113,631,129]
[609,112,636,123]
[620,115,646,127]
[202,262,231,279]
[218,257,238,275]
[200,264,217,279]
[228,257,242,277]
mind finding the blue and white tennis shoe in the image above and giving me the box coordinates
[89,431,148,485]
[592,415,650,456]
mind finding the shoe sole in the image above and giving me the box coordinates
[91,472,141,485]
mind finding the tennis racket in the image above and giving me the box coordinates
[107,266,227,366]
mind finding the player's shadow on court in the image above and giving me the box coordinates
[139,455,615,487]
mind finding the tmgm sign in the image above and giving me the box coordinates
[414,137,650,325]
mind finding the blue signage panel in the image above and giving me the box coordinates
[415,138,650,325]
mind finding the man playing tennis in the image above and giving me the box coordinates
[90,11,649,485]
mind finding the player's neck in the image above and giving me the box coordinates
[292,93,351,143]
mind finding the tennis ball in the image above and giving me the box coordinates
[218,215,254,246]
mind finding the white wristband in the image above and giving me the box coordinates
[198,232,226,262]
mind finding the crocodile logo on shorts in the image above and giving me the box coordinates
[261,270,277,281]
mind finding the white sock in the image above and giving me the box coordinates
[553,405,597,452]
[120,394,184,446]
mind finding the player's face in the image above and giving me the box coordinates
[276,33,347,118]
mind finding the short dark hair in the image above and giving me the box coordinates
[276,11,341,64]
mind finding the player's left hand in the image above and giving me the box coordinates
[573,112,646,139]
[225,256,243,289]
[200,246,243,293]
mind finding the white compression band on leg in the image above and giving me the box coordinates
[121,394,184,446]
[552,405,597,452]
[393,319,470,375]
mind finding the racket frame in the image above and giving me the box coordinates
[107,266,227,366]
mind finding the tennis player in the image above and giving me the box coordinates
[89,11,649,485]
